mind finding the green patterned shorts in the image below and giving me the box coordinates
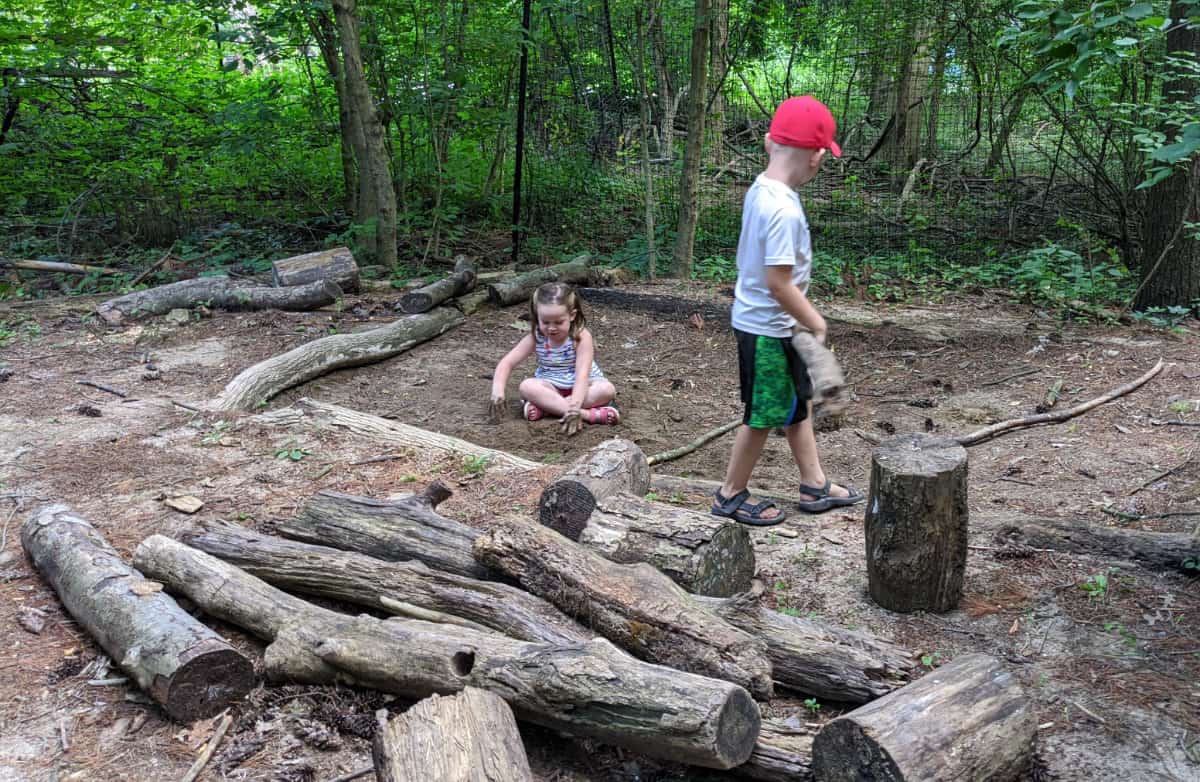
[735,329,812,429]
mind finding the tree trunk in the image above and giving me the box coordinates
[271,246,360,292]
[984,85,1030,174]
[707,0,729,166]
[279,483,490,580]
[332,0,397,269]
[671,0,711,278]
[96,277,341,325]
[564,490,755,597]
[487,256,592,306]
[696,591,915,703]
[207,306,464,411]
[473,518,774,700]
[887,22,932,177]
[994,515,1199,575]
[538,438,651,536]
[132,535,761,770]
[182,523,591,644]
[923,37,948,159]
[397,255,476,314]
[812,654,1036,781]
[310,11,360,215]
[735,718,814,782]
[633,7,658,279]
[373,688,533,782]
[21,506,254,722]
[865,434,968,613]
[651,10,675,159]
[254,398,541,472]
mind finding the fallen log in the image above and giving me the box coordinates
[133,535,761,769]
[373,688,533,782]
[474,518,774,700]
[95,276,341,325]
[561,490,755,597]
[734,718,814,782]
[539,438,650,536]
[455,288,491,315]
[1,258,121,276]
[487,256,592,307]
[21,506,253,722]
[696,591,914,703]
[994,515,1199,575]
[812,653,1036,781]
[272,246,360,292]
[207,306,464,411]
[397,255,477,314]
[182,523,591,644]
[255,398,541,472]
[278,483,490,579]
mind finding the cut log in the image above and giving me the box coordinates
[133,535,761,769]
[994,515,1199,575]
[208,306,464,411]
[372,688,533,782]
[21,506,253,722]
[1,258,121,276]
[272,246,360,292]
[95,276,341,325]
[455,288,491,316]
[397,255,477,314]
[487,255,592,307]
[278,483,489,579]
[696,591,914,703]
[865,434,968,613]
[734,718,814,782]
[539,438,650,537]
[474,518,774,700]
[565,490,755,597]
[182,523,591,644]
[811,653,1036,782]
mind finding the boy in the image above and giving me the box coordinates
[711,96,864,526]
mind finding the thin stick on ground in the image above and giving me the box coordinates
[76,379,128,398]
[322,766,373,782]
[179,711,233,782]
[646,418,741,466]
[957,359,1165,447]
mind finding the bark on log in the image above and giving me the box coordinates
[208,306,464,411]
[182,523,591,644]
[133,535,761,769]
[696,591,914,703]
[278,483,489,579]
[21,506,254,722]
[568,490,755,597]
[1,258,121,276]
[398,256,477,314]
[995,515,1199,575]
[733,718,814,782]
[255,398,542,472]
[811,653,1036,782]
[539,438,650,537]
[372,687,533,782]
[865,434,968,613]
[474,518,774,700]
[96,276,341,325]
[272,246,360,292]
[487,256,592,306]
[455,288,491,315]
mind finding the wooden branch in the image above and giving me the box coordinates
[128,249,172,288]
[1,258,121,276]
[647,418,741,466]
[96,276,341,325]
[179,711,233,782]
[77,379,127,398]
[994,514,1198,574]
[957,359,1165,446]
[397,255,477,314]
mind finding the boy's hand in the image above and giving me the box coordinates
[488,394,507,422]
[560,407,583,436]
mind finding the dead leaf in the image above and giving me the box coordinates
[1009,618,1020,635]
[16,607,46,635]
[163,495,203,514]
[130,580,164,596]
[688,313,704,330]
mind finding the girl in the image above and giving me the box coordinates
[490,283,619,433]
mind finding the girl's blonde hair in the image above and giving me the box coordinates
[529,282,586,341]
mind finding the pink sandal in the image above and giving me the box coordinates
[585,406,620,425]
[523,401,545,422]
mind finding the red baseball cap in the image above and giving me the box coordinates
[769,96,841,157]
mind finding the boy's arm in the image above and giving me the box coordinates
[766,265,826,343]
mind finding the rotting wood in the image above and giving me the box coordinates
[372,688,533,782]
[272,246,360,292]
[1,258,121,276]
[455,288,492,315]
[182,522,591,644]
[647,418,741,467]
[397,255,477,314]
[733,718,814,782]
[95,276,341,325]
[538,438,650,537]
[254,398,540,472]
[812,653,1037,782]
[21,506,254,722]
[994,515,1199,575]
[487,256,592,306]
[133,535,761,769]
[474,517,774,700]
[207,307,464,411]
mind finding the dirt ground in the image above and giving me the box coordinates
[1,279,1198,781]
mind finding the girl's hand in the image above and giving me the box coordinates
[560,405,583,436]
[489,393,507,422]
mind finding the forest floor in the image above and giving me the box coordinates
[1,278,1198,781]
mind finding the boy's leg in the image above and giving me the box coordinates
[719,424,775,502]
[783,407,856,500]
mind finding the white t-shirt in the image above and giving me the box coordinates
[731,173,812,338]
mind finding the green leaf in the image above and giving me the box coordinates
[1113,37,1138,46]
[1123,2,1154,19]
[1150,137,1200,162]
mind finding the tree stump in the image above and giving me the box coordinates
[864,434,968,613]
[272,246,360,292]
[539,438,650,537]
[487,256,592,306]
[397,255,477,314]
[811,653,1036,782]
[21,506,254,722]
[372,688,533,782]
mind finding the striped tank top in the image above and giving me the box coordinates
[533,331,605,389]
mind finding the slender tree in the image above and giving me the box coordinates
[671,0,711,279]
